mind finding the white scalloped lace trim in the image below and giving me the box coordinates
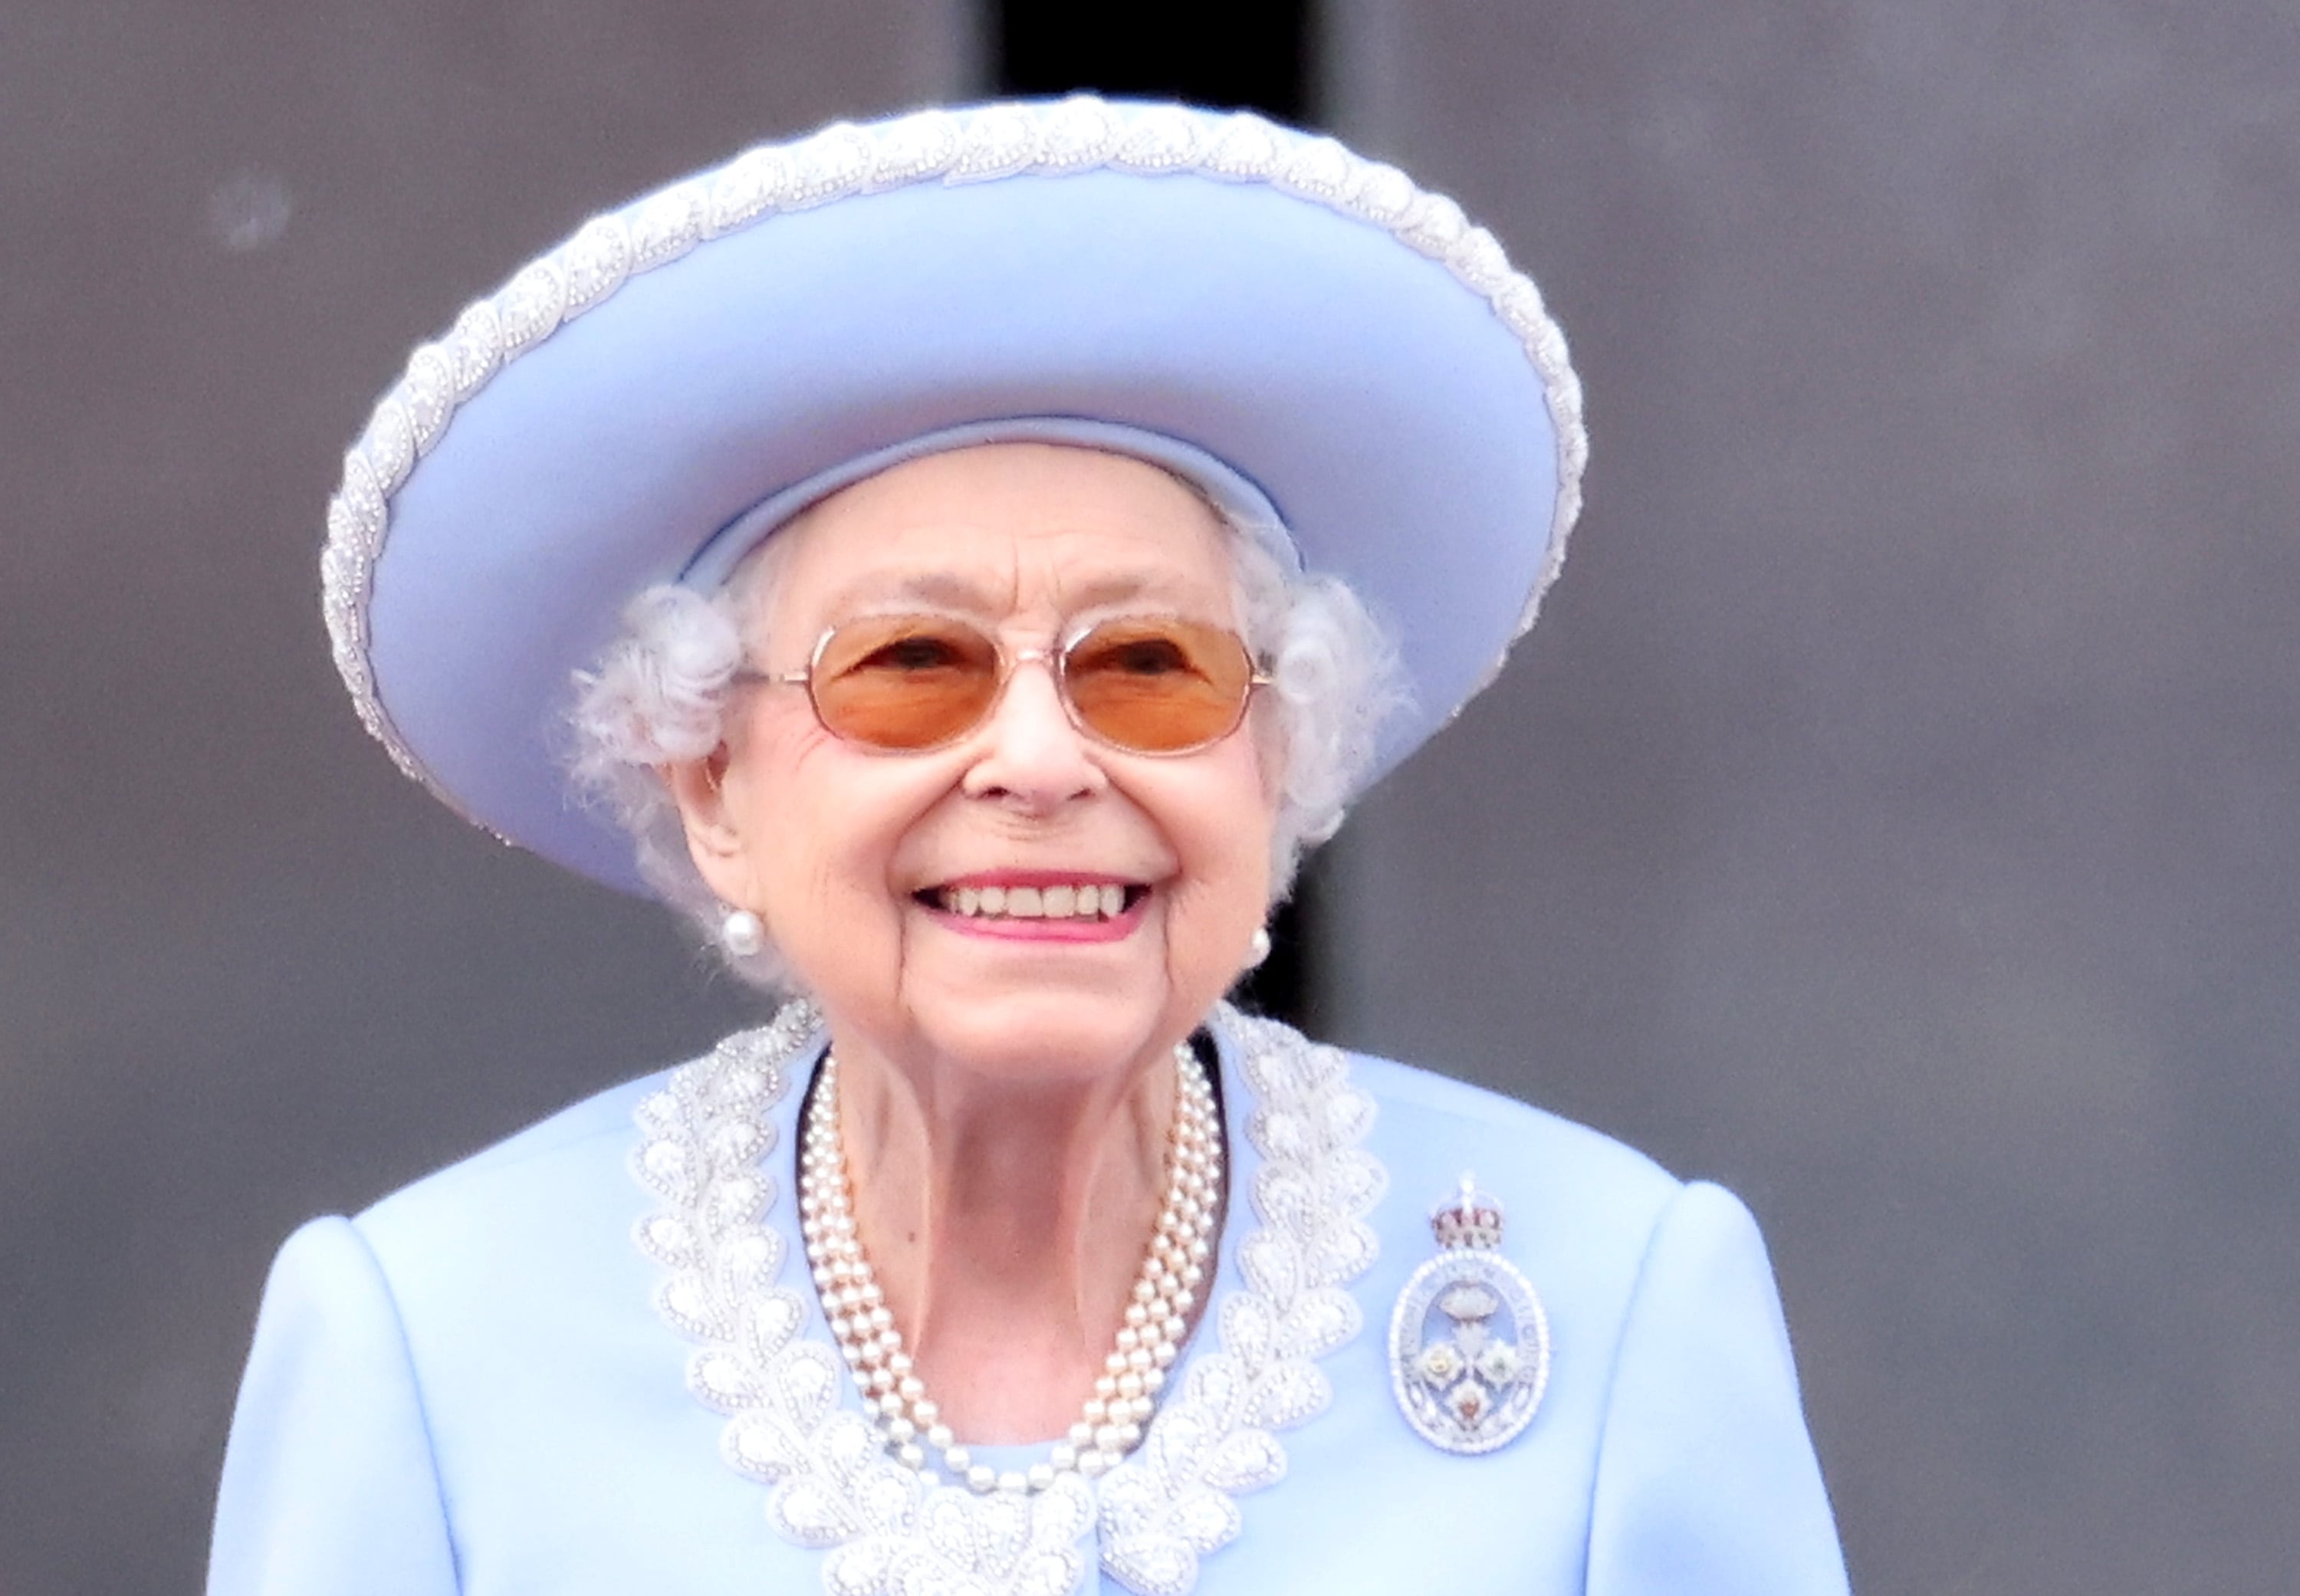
[321,95,1588,811]
[630,1002,1385,1596]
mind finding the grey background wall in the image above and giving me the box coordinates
[1319,5,2300,1591]
[2,3,2295,1593]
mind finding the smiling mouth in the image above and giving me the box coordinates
[918,882,1150,922]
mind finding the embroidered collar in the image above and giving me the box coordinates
[632,1002,1385,1596]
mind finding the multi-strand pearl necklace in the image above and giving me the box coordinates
[797,1043,1223,1496]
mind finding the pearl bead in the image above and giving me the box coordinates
[799,1046,1221,1498]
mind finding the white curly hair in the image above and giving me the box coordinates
[567,489,1406,989]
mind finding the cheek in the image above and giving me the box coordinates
[1167,754,1281,929]
[734,724,941,937]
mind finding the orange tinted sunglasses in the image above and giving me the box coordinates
[739,612,1271,755]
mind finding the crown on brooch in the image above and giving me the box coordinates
[1430,1174,1506,1250]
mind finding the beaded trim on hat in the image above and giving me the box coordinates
[320,96,1589,826]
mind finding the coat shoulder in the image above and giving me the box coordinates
[1344,1049,1685,1240]
[351,1069,671,1266]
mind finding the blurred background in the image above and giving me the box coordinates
[4,2,2296,1591]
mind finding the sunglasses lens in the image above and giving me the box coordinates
[1063,617,1257,754]
[803,613,1260,754]
[809,615,1002,750]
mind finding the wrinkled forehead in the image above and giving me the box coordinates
[744,441,1247,635]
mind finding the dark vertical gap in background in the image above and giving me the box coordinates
[990,0,1326,1032]
[994,1,1316,119]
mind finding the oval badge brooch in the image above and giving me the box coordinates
[1388,1174,1551,1454]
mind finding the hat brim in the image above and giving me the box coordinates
[326,101,1585,896]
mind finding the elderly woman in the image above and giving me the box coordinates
[212,100,1848,1596]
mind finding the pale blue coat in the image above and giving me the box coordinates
[210,1018,1848,1595]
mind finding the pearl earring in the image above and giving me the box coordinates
[1247,926,1273,968]
[720,908,766,958]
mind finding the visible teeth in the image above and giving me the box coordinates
[935,882,1133,920]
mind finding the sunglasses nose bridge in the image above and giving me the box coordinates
[981,639,1089,733]
[960,638,1107,803]
[985,640,1076,725]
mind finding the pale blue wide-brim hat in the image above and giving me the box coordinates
[322,97,1588,896]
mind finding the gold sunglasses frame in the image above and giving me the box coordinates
[735,613,1275,757]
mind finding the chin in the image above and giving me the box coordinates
[901,981,1189,1086]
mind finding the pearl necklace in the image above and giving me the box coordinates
[797,1043,1223,1496]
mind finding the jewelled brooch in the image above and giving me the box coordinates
[1388,1174,1551,1454]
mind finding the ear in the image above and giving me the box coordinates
[659,744,757,906]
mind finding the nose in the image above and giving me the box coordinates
[960,653,1105,811]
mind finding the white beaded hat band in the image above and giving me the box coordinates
[321,97,1588,895]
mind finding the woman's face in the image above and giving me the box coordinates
[679,442,1279,1084]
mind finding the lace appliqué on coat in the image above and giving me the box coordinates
[631,1003,1385,1596]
